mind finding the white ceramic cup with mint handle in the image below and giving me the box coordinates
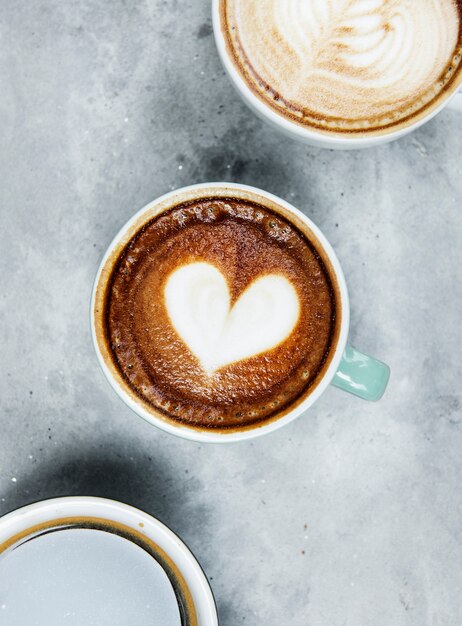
[91,183,390,443]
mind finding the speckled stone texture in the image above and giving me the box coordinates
[1,2,462,625]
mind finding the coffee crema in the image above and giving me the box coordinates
[220,0,462,135]
[95,195,340,431]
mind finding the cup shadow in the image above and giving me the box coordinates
[0,437,226,621]
[0,441,208,542]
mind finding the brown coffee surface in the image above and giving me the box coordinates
[102,198,339,430]
[220,0,462,135]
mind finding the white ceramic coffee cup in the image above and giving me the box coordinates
[212,0,462,150]
[91,183,389,444]
[0,497,218,626]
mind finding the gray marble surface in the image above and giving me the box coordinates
[1,2,462,625]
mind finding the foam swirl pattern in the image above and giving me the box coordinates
[222,0,462,133]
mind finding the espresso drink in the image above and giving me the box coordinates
[0,518,196,625]
[220,0,462,135]
[95,190,341,432]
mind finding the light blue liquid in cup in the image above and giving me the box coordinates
[0,527,182,625]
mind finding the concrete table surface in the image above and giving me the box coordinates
[1,2,462,625]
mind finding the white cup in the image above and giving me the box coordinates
[0,497,218,626]
[212,0,462,150]
[91,183,389,444]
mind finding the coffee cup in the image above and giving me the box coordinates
[0,497,218,625]
[212,0,462,149]
[91,183,390,443]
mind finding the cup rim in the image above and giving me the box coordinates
[0,496,218,626]
[211,0,462,148]
[91,182,350,443]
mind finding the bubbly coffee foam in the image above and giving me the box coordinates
[99,196,340,431]
[221,0,462,134]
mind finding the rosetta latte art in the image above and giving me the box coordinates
[222,0,462,133]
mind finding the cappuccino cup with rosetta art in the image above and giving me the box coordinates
[213,0,462,149]
[92,183,390,442]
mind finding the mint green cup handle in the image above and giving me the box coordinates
[331,345,390,401]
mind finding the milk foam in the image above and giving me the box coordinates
[225,0,461,130]
[164,262,300,374]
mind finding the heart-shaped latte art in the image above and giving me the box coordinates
[164,262,300,374]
